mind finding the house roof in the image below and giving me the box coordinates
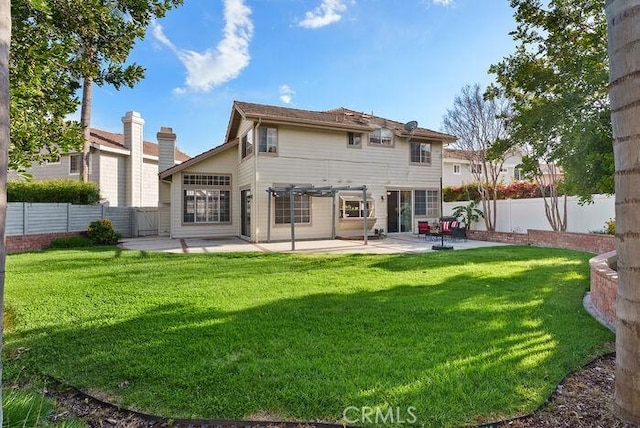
[159,139,238,180]
[226,101,456,144]
[89,128,190,162]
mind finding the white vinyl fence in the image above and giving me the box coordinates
[444,194,615,234]
[7,203,159,238]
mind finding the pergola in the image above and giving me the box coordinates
[266,185,369,251]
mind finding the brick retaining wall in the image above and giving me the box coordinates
[6,232,84,254]
[589,251,618,329]
[467,229,615,254]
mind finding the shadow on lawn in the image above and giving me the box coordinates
[5,249,613,427]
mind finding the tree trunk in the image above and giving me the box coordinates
[605,0,640,424]
[80,76,93,182]
[0,1,10,425]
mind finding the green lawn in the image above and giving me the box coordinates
[3,246,613,426]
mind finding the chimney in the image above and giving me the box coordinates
[157,127,176,172]
[122,111,145,207]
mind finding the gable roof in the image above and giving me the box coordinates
[226,101,456,144]
[159,139,237,179]
[89,128,190,162]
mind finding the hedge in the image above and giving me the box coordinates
[444,181,557,202]
[8,179,101,204]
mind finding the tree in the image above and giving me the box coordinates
[10,0,84,173]
[488,0,613,202]
[605,0,640,424]
[14,0,183,181]
[0,0,9,424]
[442,83,512,231]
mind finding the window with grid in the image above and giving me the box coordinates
[453,164,461,174]
[410,142,432,164]
[347,132,362,148]
[182,174,231,223]
[274,192,310,224]
[414,190,439,217]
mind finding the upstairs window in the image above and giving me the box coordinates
[369,127,394,146]
[258,127,278,153]
[410,142,431,165]
[347,132,362,148]
[453,164,461,174]
[471,164,482,174]
[242,129,253,158]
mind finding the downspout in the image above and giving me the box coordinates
[253,118,261,242]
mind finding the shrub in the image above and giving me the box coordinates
[48,236,94,249]
[605,218,615,235]
[87,219,121,245]
[8,179,100,204]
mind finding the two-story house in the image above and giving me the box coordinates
[10,111,190,207]
[158,101,456,241]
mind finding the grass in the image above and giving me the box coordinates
[3,246,613,427]
[3,388,86,428]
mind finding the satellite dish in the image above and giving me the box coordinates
[404,120,418,133]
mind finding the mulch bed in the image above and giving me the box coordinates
[46,353,635,428]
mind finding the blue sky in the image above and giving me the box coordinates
[89,0,517,157]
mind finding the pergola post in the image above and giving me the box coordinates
[363,185,368,245]
[267,189,272,243]
[289,186,295,251]
[331,190,336,239]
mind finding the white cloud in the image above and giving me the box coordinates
[432,0,454,5]
[152,0,254,93]
[279,85,295,104]
[298,0,347,29]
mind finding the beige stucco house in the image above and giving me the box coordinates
[442,148,524,187]
[10,111,190,207]
[158,101,456,241]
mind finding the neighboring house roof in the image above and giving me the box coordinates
[159,139,238,180]
[443,148,477,161]
[89,128,190,162]
[226,101,456,144]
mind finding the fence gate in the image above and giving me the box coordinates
[134,208,159,236]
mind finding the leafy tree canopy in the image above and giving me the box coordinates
[9,0,182,173]
[488,0,613,202]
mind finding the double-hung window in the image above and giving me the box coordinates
[410,142,432,165]
[347,132,362,148]
[183,173,231,224]
[258,126,278,153]
[369,127,394,146]
[69,154,82,174]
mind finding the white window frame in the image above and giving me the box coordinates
[369,127,394,146]
[471,164,482,174]
[182,173,231,224]
[339,195,374,219]
[410,142,432,165]
[453,164,461,175]
[347,132,362,148]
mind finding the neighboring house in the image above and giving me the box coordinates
[10,112,190,207]
[443,148,524,187]
[158,101,456,241]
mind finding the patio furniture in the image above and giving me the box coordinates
[417,221,431,239]
[440,217,467,242]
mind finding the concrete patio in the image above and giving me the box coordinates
[120,233,507,254]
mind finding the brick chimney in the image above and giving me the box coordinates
[122,111,144,207]
[157,127,176,172]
